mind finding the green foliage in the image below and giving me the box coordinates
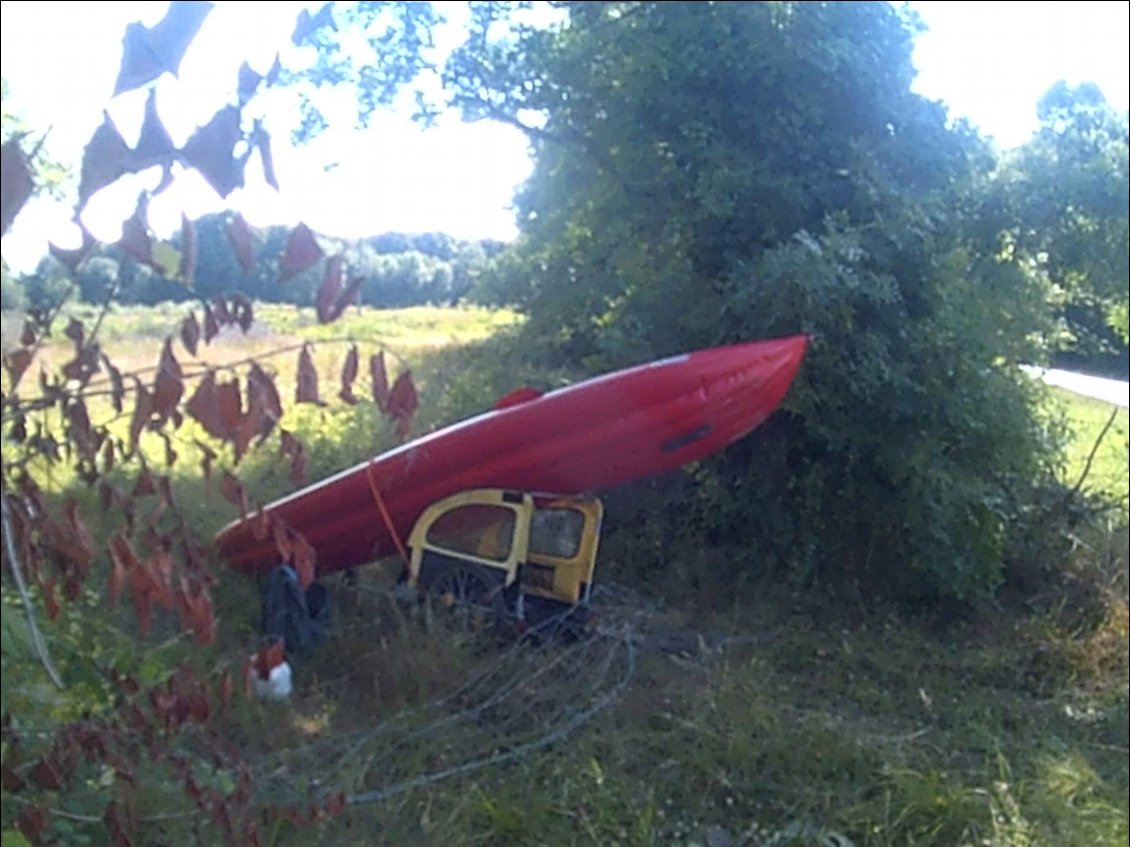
[462,1,1056,604]
[13,212,505,313]
[998,81,1130,371]
[0,265,26,311]
[281,1,444,139]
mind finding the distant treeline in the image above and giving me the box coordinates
[4,213,506,312]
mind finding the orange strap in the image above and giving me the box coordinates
[364,460,410,569]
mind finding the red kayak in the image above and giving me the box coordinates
[215,334,807,574]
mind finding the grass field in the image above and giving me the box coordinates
[1050,386,1129,507]
[2,303,1127,846]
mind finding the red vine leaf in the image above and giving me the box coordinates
[196,440,217,483]
[180,311,200,356]
[130,566,155,638]
[144,550,175,610]
[0,763,25,793]
[266,53,283,85]
[133,88,178,170]
[220,470,247,517]
[280,430,307,487]
[104,799,135,847]
[0,140,34,235]
[30,757,65,791]
[289,446,307,487]
[2,349,33,389]
[230,292,254,332]
[65,317,86,346]
[40,577,60,620]
[338,275,364,315]
[114,1,214,95]
[271,516,292,564]
[339,344,359,404]
[279,223,323,282]
[291,533,317,588]
[61,343,102,385]
[103,353,126,413]
[179,213,196,286]
[387,371,418,437]
[119,197,154,266]
[175,582,214,645]
[181,105,246,198]
[102,439,116,474]
[211,294,233,325]
[65,398,100,459]
[251,507,270,541]
[292,4,336,45]
[315,254,343,323]
[158,474,176,509]
[187,372,241,440]
[238,61,263,105]
[78,111,132,207]
[295,344,321,405]
[203,303,220,342]
[252,121,279,190]
[152,338,184,424]
[16,805,50,841]
[215,380,245,439]
[246,363,282,436]
[99,480,115,512]
[64,500,96,577]
[133,467,157,498]
[128,377,154,455]
[369,351,389,410]
[9,412,27,443]
[228,213,256,274]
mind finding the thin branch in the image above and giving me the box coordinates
[1068,405,1120,499]
[1,487,65,689]
[5,794,194,824]
[2,332,409,424]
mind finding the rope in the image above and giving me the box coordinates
[364,460,411,570]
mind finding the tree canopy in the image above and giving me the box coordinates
[451,1,1061,601]
[998,81,1130,372]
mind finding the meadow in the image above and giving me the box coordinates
[2,302,1127,846]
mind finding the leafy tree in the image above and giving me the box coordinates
[457,1,1057,602]
[0,5,429,842]
[997,81,1129,373]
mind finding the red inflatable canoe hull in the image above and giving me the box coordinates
[215,334,807,575]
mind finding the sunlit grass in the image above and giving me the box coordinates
[1051,387,1129,507]
[4,303,1127,845]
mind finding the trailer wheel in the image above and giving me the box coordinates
[429,563,505,635]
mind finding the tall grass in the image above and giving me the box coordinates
[4,303,1127,846]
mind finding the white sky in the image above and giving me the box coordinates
[1,1,1128,274]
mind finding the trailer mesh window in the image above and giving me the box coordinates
[426,504,516,563]
[529,508,585,560]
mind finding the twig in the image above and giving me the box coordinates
[5,794,194,823]
[1,487,65,690]
[1068,406,1120,499]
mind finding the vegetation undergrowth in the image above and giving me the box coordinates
[3,303,1127,845]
